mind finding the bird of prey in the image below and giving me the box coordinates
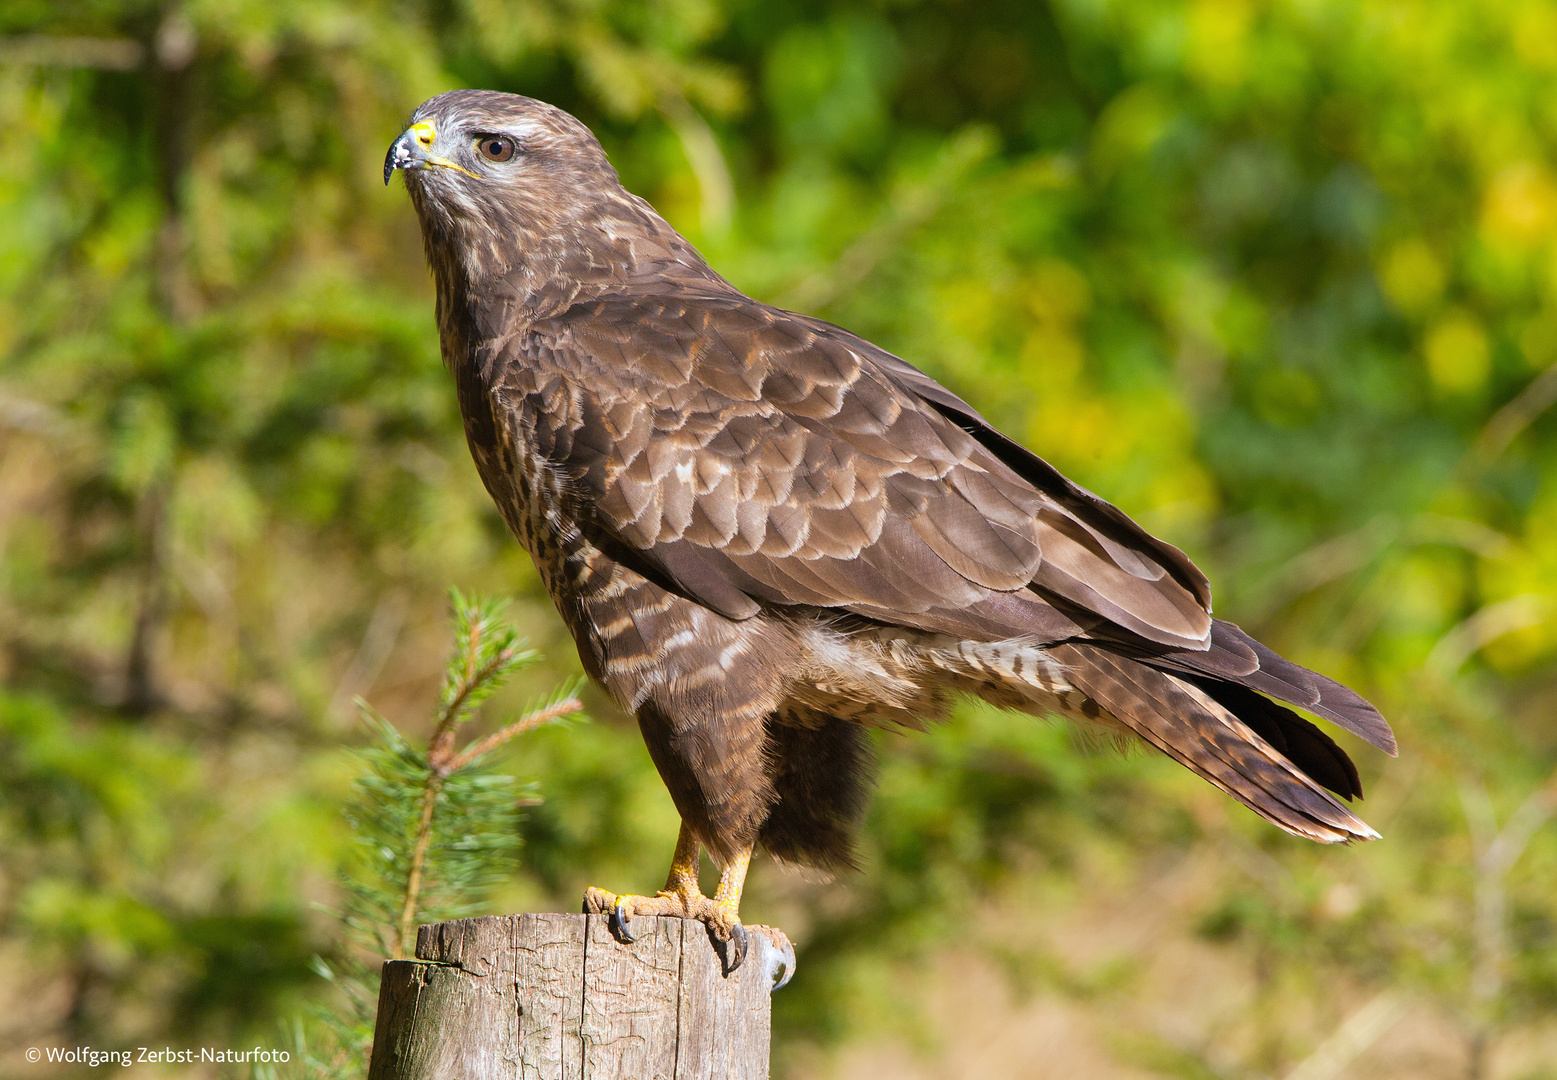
[386,90,1396,968]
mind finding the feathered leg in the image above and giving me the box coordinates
[759,713,875,872]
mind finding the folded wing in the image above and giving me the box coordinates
[504,293,1214,649]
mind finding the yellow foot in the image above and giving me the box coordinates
[582,885,749,971]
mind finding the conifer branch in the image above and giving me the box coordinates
[396,776,445,959]
[393,691,583,956]
[293,591,584,1073]
[389,597,579,957]
[445,695,585,776]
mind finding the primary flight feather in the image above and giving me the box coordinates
[387,90,1396,966]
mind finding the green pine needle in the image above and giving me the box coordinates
[278,591,584,1077]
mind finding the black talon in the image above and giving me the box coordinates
[731,923,749,970]
[711,921,748,975]
[613,900,638,943]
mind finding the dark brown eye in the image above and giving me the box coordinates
[477,136,516,163]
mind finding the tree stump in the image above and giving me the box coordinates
[367,913,796,1080]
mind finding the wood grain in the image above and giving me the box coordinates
[368,914,792,1080]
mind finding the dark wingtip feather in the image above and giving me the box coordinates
[1155,620,1398,757]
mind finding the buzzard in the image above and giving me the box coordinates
[386,90,1395,967]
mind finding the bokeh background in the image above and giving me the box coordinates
[4,0,1557,1076]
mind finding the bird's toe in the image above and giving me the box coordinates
[581,886,617,916]
[582,885,755,973]
[694,901,748,973]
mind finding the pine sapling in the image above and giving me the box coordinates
[284,590,582,1079]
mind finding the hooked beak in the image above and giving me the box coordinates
[384,121,480,185]
[384,122,433,185]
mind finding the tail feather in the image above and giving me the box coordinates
[1151,620,1397,756]
[1191,678,1363,801]
[1049,643,1380,844]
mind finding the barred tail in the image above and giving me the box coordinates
[1048,644,1380,844]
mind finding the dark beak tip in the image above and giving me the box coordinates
[384,133,414,187]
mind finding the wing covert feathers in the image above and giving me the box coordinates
[509,294,1214,648]
[1050,644,1380,844]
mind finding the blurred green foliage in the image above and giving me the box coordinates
[2,0,1557,1075]
[292,592,576,1079]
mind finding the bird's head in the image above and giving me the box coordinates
[385,89,615,193]
[385,90,644,290]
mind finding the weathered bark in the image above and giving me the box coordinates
[368,913,794,1080]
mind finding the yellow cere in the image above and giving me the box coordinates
[405,120,481,180]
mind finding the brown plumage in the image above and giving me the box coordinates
[387,90,1396,956]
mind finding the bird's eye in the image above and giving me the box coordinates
[477,136,516,163]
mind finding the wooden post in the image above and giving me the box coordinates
[367,913,795,1080]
